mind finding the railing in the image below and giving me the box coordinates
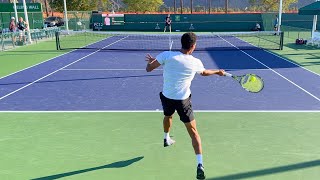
[1,27,60,51]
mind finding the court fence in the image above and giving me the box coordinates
[1,26,60,51]
[0,12,44,30]
[281,25,312,40]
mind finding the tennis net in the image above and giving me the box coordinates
[55,31,284,51]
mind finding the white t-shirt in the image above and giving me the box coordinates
[156,51,205,100]
[105,17,110,26]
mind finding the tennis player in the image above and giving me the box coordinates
[145,32,225,180]
[163,14,172,32]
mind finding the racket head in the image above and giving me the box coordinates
[239,74,264,93]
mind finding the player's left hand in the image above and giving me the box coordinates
[145,54,156,64]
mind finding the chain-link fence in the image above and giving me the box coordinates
[65,11,92,31]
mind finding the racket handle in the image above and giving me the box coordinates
[224,72,233,77]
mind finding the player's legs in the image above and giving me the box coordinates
[163,115,172,133]
[176,95,205,179]
[164,25,167,32]
[163,115,175,146]
[184,120,202,154]
[176,95,201,154]
[184,120,205,179]
[159,92,176,147]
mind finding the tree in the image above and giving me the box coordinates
[123,0,163,13]
[50,0,108,12]
[44,0,49,17]
[249,0,298,12]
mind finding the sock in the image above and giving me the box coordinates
[196,154,203,165]
[164,132,170,140]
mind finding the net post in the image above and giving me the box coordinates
[280,31,284,50]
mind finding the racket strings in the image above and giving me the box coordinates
[240,74,264,93]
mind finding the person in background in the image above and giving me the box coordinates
[164,14,172,32]
[17,17,27,42]
[104,14,110,26]
[251,23,261,31]
[273,15,279,31]
[9,17,17,44]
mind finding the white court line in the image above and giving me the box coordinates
[263,50,320,77]
[0,36,113,80]
[0,110,319,113]
[61,68,163,71]
[0,36,128,101]
[218,35,320,102]
[61,68,268,71]
[0,50,73,80]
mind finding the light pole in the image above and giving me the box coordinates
[278,0,283,32]
[63,0,69,33]
[13,0,18,23]
[22,0,32,44]
[312,0,319,38]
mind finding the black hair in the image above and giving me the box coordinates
[181,32,197,50]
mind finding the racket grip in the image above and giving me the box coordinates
[224,72,233,77]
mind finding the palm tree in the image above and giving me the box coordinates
[180,0,183,14]
[225,0,229,14]
[190,0,193,13]
[44,0,49,17]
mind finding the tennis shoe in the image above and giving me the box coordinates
[164,138,175,147]
[196,164,205,180]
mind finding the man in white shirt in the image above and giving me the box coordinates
[145,32,225,180]
[104,14,110,26]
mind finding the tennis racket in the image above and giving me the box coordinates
[224,72,264,93]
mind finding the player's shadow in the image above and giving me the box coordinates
[207,159,320,180]
[31,156,144,180]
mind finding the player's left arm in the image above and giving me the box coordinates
[145,54,161,72]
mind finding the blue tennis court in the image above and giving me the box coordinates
[0,33,320,111]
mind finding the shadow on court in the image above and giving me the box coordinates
[285,43,320,50]
[0,74,162,86]
[31,156,144,180]
[207,159,320,180]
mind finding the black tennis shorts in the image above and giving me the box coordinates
[159,92,195,123]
